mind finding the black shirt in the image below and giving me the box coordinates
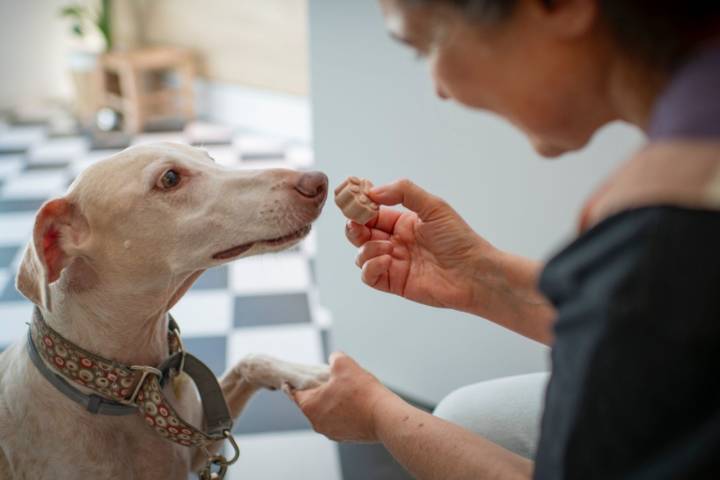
[534,207,720,479]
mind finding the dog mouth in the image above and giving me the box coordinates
[212,224,312,260]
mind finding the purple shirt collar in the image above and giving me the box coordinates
[648,45,720,141]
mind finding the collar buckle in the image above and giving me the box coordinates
[126,365,163,405]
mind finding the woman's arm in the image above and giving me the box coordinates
[291,353,533,480]
[375,392,533,480]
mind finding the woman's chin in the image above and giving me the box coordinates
[535,143,568,159]
[531,135,590,159]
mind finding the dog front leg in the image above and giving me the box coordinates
[191,355,329,472]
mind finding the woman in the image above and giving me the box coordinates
[289,0,720,478]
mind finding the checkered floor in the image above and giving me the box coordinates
[0,112,414,479]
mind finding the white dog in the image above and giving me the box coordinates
[0,143,331,479]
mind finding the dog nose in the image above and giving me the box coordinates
[295,171,328,198]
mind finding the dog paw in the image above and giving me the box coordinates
[284,365,330,391]
[235,354,329,391]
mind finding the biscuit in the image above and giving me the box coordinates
[334,176,379,224]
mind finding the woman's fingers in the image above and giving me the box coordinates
[369,178,445,221]
[345,220,392,247]
[345,221,369,247]
[361,254,392,288]
[366,206,404,234]
[355,240,393,267]
[344,179,443,248]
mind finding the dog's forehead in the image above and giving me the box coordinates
[68,143,212,201]
[87,143,207,177]
[116,143,209,168]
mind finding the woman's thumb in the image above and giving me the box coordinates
[370,179,444,220]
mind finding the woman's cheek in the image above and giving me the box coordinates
[432,49,488,110]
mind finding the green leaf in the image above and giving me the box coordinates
[59,5,84,19]
[97,0,113,51]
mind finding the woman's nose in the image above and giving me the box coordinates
[295,171,329,198]
[435,83,450,100]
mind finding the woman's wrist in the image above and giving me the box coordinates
[458,245,516,317]
[371,389,417,443]
[463,247,555,344]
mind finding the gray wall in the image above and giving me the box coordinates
[309,0,644,404]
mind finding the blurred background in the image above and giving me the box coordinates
[0,0,644,478]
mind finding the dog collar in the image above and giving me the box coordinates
[28,308,183,415]
[27,308,239,476]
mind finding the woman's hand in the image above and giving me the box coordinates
[287,352,397,443]
[347,178,498,313]
[289,352,534,480]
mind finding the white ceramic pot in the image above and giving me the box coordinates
[67,50,100,125]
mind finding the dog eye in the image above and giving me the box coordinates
[159,169,181,189]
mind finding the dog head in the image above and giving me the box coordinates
[16,142,327,311]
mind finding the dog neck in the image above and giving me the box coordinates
[38,268,187,367]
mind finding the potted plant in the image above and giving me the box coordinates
[59,0,113,125]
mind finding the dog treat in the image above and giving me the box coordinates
[334,176,379,224]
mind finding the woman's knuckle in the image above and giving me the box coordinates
[398,178,413,189]
[432,198,449,212]
[334,355,352,371]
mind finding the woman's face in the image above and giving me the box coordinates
[379,0,620,157]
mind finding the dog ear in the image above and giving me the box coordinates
[16,198,89,311]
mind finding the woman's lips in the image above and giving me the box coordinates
[212,224,312,260]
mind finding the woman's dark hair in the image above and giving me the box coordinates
[410,0,720,70]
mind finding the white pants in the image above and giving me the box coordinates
[433,372,550,459]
